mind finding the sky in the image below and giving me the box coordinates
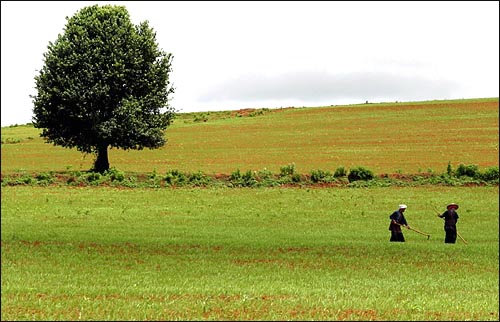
[1,1,499,126]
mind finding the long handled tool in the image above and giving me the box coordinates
[394,222,431,239]
[432,206,443,217]
[456,230,468,245]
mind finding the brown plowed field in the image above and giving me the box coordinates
[1,98,498,175]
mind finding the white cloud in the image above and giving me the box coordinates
[199,70,458,104]
[1,1,498,125]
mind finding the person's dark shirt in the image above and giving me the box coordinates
[390,210,408,226]
[439,210,459,227]
[389,210,408,232]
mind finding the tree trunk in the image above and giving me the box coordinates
[93,144,109,173]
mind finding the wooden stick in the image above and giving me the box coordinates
[394,222,431,239]
[408,227,431,239]
[457,230,468,244]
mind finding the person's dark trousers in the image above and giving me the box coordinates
[445,227,457,243]
[390,232,405,242]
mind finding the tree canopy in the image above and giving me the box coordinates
[32,4,175,173]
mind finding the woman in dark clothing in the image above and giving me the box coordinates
[438,203,459,244]
[389,204,410,242]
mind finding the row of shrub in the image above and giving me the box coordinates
[1,163,498,188]
[178,108,271,124]
[1,137,35,144]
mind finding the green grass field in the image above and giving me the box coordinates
[1,185,498,320]
[1,98,499,320]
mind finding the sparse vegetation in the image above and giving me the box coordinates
[1,164,498,188]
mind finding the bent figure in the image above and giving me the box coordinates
[389,204,409,242]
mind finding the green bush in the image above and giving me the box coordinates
[106,168,125,182]
[279,163,296,177]
[334,166,347,178]
[230,169,242,181]
[256,168,279,186]
[35,172,55,185]
[164,170,187,186]
[85,172,102,185]
[229,169,258,187]
[291,173,302,183]
[147,169,162,187]
[256,168,273,180]
[2,173,35,186]
[347,166,374,182]
[2,137,22,144]
[193,113,208,122]
[455,163,480,178]
[310,169,333,183]
[481,166,499,182]
[189,171,211,186]
[121,175,138,188]
[242,170,258,186]
[446,161,453,175]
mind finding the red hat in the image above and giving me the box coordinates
[447,203,459,210]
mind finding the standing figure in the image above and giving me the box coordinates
[438,203,459,244]
[389,204,410,242]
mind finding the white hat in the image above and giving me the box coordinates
[399,204,407,209]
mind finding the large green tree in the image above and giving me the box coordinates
[32,5,175,173]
